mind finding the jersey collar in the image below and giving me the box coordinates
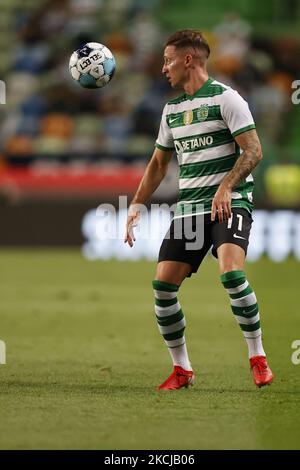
[185,76,214,100]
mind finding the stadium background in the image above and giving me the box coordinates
[0,0,300,251]
[0,0,300,451]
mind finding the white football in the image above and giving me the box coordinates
[69,42,116,89]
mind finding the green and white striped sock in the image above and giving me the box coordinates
[220,270,266,359]
[152,280,192,371]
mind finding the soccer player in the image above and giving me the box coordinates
[124,29,273,390]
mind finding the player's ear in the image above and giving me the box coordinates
[185,53,193,67]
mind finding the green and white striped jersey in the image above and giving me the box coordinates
[155,77,256,218]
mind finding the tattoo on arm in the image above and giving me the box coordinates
[221,129,262,190]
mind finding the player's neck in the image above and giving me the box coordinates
[183,70,209,96]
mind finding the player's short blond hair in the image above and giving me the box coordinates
[165,29,210,60]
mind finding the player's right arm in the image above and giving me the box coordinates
[124,147,173,247]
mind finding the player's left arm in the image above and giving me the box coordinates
[211,129,262,222]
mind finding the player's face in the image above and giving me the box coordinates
[162,45,187,89]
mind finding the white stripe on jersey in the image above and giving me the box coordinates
[179,172,228,190]
[180,142,237,165]
[211,79,231,88]
[171,120,227,139]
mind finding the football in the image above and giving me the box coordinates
[69,42,116,89]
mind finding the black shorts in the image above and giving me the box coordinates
[158,208,253,275]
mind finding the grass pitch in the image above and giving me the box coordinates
[0,249,299,450]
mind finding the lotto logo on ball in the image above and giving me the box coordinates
[69,42,116,89]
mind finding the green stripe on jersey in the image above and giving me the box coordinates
[186,80,226,99]
[195,84,227,98]
[179,153,238,178]
[175,128,232,143]
[175,129,234,153]
[178,184,219,202]
[173,199,253,218]
[166,78,226,104]
[167,93,187,106]
[155,143,175,152]
[175,182,253,217]
[167,105,222,129]
[232,124,256,137]
[177,180,254,204]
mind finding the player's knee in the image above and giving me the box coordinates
[219,265,243,276]
[153,269,180,285]
[155,262,190,286]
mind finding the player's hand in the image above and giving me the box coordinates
[211,185,232,223]
[124,206,140,247]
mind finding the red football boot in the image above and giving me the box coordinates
[158,365,195,390]
[250,355,274,388]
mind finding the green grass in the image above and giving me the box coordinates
[0,250,299,449]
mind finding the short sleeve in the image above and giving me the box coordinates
[220,89,256,138]
[155,105,175,151]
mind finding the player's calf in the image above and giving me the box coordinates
[220,270,274,387]
[152,279,193,380]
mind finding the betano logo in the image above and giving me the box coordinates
[0,80,6,104]
[174,135,213,154]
